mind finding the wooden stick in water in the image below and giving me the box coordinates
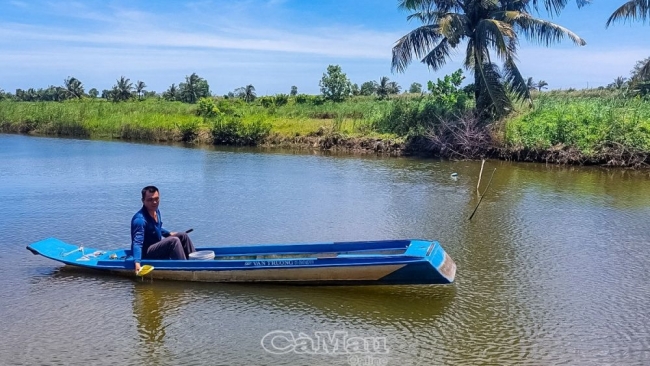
[468,168,496,221]
[477,159,485,196]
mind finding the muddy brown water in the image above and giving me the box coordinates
[1,134,649,365]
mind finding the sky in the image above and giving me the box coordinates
[0,0,648,96]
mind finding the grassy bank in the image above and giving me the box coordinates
[1,91,649,166]
[504,91,650,166]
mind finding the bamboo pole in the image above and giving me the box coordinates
[468,168,496,221]
[477,159,485,196]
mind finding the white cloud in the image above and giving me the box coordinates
[0,1,648,95]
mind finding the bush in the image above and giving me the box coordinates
[211,116,271,145]
[196,97,220,118]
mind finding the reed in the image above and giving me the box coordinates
[505,93,650,155]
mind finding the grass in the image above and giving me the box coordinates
[1,90,649,165]
[505,92,650,156]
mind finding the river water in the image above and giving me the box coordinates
[1,134,649,365]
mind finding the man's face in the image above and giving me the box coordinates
[143,190,160,212]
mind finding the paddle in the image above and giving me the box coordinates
[136,264,154,276]
[134,229,191,277]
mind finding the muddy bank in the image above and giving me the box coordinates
[2,126,648,168]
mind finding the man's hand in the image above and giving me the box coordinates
[135,262,141,274]
[169,232,177,236]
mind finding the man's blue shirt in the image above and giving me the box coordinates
[131,207,170,261]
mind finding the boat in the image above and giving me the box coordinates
[26,238,456,285]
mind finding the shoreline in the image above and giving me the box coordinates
[3,129,648,168]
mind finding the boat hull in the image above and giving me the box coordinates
[27,238,456,285]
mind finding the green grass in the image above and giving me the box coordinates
[505,92,650,155]
[1,91,650,160]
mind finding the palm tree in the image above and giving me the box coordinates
[607,1,650,80]
[526,77,537,91]
[179,73,204,103]
[388,81,402,94]
[163,84,178,101]
[135,81,147,100]
[235,84,256,102]
[64,77,84,99]
[537,80,549,91]
[376,76,391,99]
[111,76,134,102]
[607,76,628,89]
[392,0,586,118]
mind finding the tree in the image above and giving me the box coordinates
[608,2,650,80]
[64,77,84,99]
[536,80,549,91]
[359,81,376,96]
[628,57,650,96]
[608,76,628,89]
[409,82,423,94]
[376,76,390,99]
[111,76,134,102]
[163,84,178,101]
[319,65,351,102]
[135,81,147,100]
[526,77,537,91]
[391,0,586,118]
[290,86,298,96]
[630,57,650,79]
[88,88,99,98]
[388,81,401,94]
[235,84,257,102]
[351,83,360,96]
[178,73,210,104]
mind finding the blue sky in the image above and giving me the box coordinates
[0,0,648,96]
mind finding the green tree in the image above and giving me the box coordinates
[235,84,257,102]
[359,81,376,96]
[88,88,99,98]
[526,77,537,91]
[111,76,134,102]
[376,76,391,99]
[290,85,298,96]
[608,2,650,79]
[163,84,178,101]
[319,65,351,102]
[135,81,147,100]
[409,82,423,94]
[608,76,628,89]
[536,80,549,91]
[178,73,210,104]
[388,81,401,94]
[391,0,586,118]
[351,83,360,96]
[64,77,84,99]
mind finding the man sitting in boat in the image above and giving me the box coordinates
[131,186,196,274]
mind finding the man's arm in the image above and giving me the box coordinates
[132,217,145,273]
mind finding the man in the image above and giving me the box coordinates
[131,186,195,274]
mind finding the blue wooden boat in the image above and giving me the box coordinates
[27,238,456,285]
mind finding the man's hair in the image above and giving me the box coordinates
[141,185,159,200]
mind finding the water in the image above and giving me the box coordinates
[1,134,649,365]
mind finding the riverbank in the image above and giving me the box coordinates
[1,90,649,167]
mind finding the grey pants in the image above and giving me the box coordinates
[145,232,195,260]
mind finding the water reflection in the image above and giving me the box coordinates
[132,284,177,364]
